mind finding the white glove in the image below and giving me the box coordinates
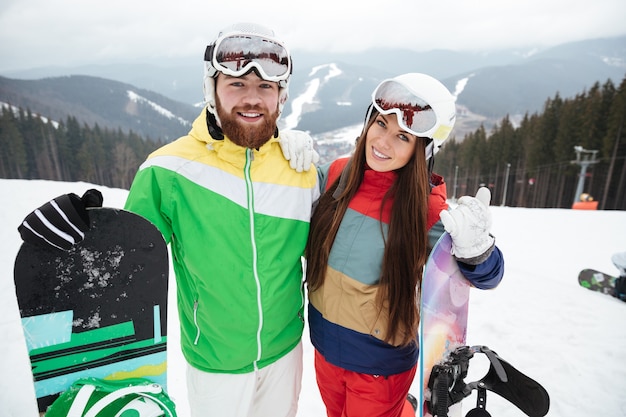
[279,130,320,172]
[439,187,495,264]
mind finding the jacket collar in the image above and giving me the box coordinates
[189,108,280,165]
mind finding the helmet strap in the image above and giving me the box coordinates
[205,108,224,140]
[427,152,436,188]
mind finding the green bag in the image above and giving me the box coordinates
[45,377,177,417]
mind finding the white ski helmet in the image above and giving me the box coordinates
[203,22,292,123]
[370,72,456,159]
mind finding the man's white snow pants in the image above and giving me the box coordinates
[186,341,303,417]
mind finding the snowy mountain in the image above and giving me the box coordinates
[0,75,198,143]
[1,35,625,143]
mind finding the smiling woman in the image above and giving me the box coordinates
[364,113,419,172]
[304,73,504,417]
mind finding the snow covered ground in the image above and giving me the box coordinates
[1,179,625,417]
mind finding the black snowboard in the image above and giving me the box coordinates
[13,207,169,412]
[578,268,618,298]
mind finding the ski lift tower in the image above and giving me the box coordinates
[570,146,599,206]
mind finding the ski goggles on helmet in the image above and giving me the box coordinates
[204,33,292,84]
[372,79,438,139]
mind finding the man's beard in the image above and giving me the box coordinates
[216,99,279,149]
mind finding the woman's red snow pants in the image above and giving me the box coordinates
[314,350,417,417]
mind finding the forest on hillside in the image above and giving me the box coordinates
[0,110,162,189]
[1,75,625,209]
[435,76,626,210]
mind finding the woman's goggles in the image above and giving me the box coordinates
[372,79,438,137]
[205,34,292,83]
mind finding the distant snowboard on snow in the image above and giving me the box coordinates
[578,251,626,302]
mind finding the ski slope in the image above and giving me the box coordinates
[1,179,625,417]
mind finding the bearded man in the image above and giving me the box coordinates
[123,23,320,417]
[16,22,319,417]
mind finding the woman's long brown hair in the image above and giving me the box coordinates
[306,109,431,346]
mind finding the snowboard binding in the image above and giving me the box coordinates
[427,345,550,417]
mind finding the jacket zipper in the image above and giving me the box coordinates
[245,149,263,370]
[193,300,200,345]
[299,256,306,323]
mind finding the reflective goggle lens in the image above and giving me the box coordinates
[213,35,291,81]
[372,80,437,136]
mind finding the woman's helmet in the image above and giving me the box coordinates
[203,22,292,123]
[369,73,456,159]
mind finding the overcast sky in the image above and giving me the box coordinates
[1,0,625,72]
